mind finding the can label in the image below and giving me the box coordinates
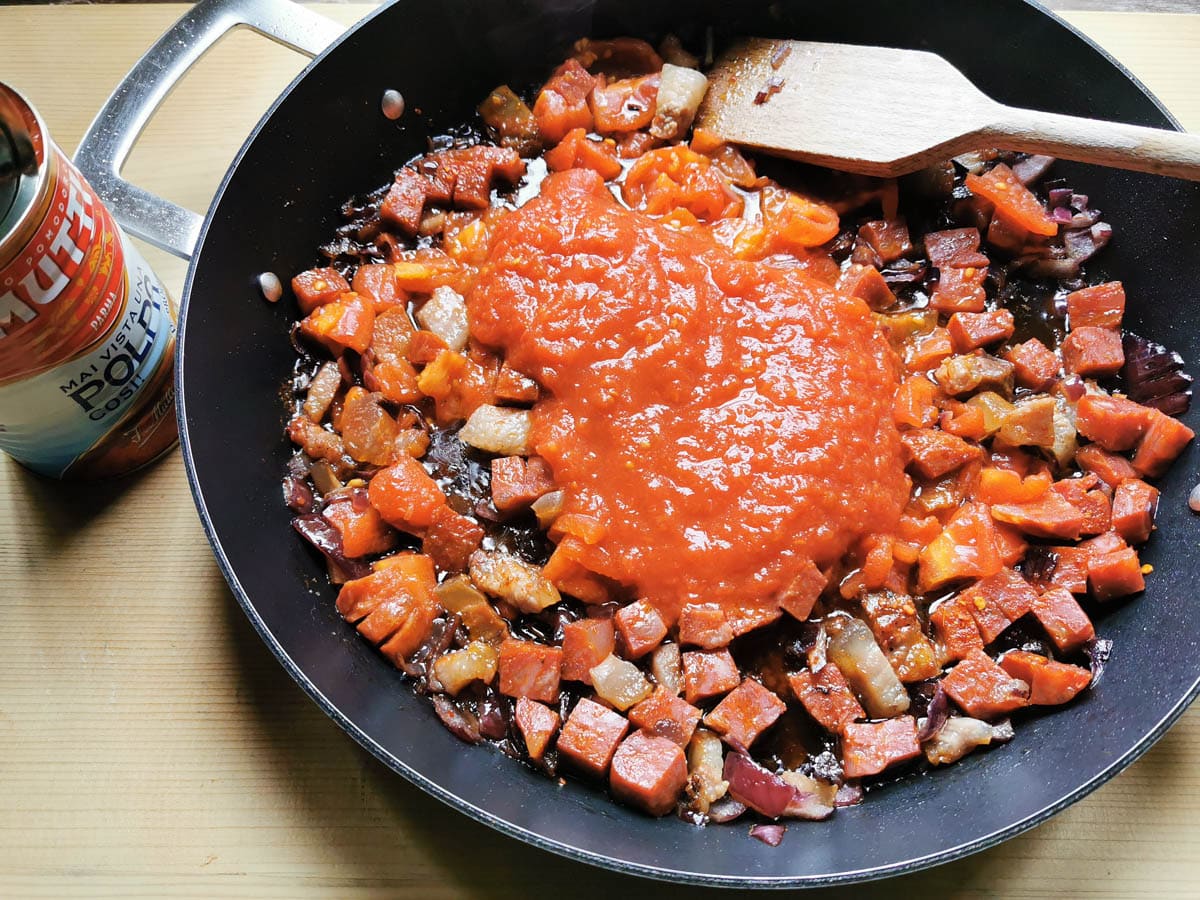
[0,137,177,478]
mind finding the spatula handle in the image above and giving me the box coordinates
[989,106,1200,181]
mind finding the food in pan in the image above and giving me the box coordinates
[279,36,1194,831]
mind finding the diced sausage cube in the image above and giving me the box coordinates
[609,730,689,816]
[490,455,555,512]
[1075,444,1139,489]
[900,428,983,479]
[1031,587,1095,654]
[1088,547,1145,601]
[930,601,985,661]
[942,650,1030,718]
[1004,339,1059,391]
[999,651,1093,706]
[614,599,668,659]
[628,685,702,747]
[497,638,563,703]
[556,697,630,778]
[514,696,561,760]
[778,558,828,622]
[787,664,865,735]
[841,717,921,779]
[704,679,786,750]
[292,267,350,315]
[1062,326,1125,378]
[560,617,615,684]
[678,603,733,649]
[956,567,1038,643]
[1132,410,1195,479]
[1111,479,1159,544]
[1075,394,1153,451]
[948,309,1015,352]
[681,649,741,705]
[1066,281,1125,329]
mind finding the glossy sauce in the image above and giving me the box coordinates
[469,170,908,622]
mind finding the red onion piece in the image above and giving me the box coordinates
[723,753,795,819]
[1086,638,1114,687]
[432,694,482,744]
[1022,546,1059,586]
[477,693,509,740]
[1051,206,1073,224]
[916,684,951,742]
[1121,333,1192,415]
[750,823,786,847]
[1012,154,1055,185]
[834,782,864,807]
[1059,376,1087,402]
[1048,187,1073,206]
[707,797,748,823]
[283,476,315,514]
[291,514,370,580]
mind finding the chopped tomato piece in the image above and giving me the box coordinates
[1031,586,1095,653]
[1111,478,1159,544]
[542,539,616,605]
[948,310,1015,353]
[292,267,349,315]
[1000,651,1092,705]
[560,617,616,684]
[367,456,447,532]
[544,127,623,180]
[623,145,742,222]
[941,649,1030,718]
[370,306,416,364]
[336,551,436,624]
[1075,444,1139,489]
[841,717,921,779]
[930,601,985,661]
[1132,409,1195,478]
[893,375,940,429]
[900,428,983,479]
[965,163,1058,236]
[323,497,398,558]
[556,697,629,777]
[1062,326,1125,378]
[681,648,740,705]
[422,505,484,573]
[533,59,597,142]
[777,558,828,622]
[705,679,786,750]
[991,491,1085,540]
[371,359,422,405]
[1088,546,1145,601]
[609,730,688,816]
[787,664,865,734]
[628,685,702,747]
[918,501,1003,592]
[678,603,733,649]
[760,183,840,249]
[977,467,1050,506]
[590,73,660,133]
[498,638,563,703]
[490,455,555,513]
[379,594,440,664]
[300,292,374,355]
[1075,394,1153,451]
[514,697,560,760]
[391,248,472,294]
[1066,281,1125,329]
[1004,338,1059,391]
[614,599,668,659]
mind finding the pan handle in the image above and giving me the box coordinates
[73,0,346,260]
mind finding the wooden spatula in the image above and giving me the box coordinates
[696,38,1200,180]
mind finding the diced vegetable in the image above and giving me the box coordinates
[515,696,560,761]
[682,648,741,705]
[650,642,684,695]
[787,664,864,734]
[629,685,703,747]
[544,128,623,179]
[610,731,689,816]
[323,497,397,558]
[614,599,669,658]
[459,404,533,455]
[292,267,349,315]
[590,653,654,710]
[556,697,630,777]
[469,549,561,614]
[435,575,508,645]
[705,679,786,750]
[415,286,469,351]
[686,729,729,813]
[941,650,1030,718]
[841,717,921,779]
[498,637,563,702]
[1000,650,1092,705]
[433,640,499,695]
[368,456,447,532]
[300,292,374,355]
[722,752,796,818]
[965,163,1058,236]
[918,501,1002,592]
[824,616,910,717]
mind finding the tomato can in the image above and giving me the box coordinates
[0,82,177,479]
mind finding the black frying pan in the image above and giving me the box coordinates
[77,0,1200,886]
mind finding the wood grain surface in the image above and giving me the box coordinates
[1,5,1197,898]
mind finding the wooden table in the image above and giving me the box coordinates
[2,4,1198,897]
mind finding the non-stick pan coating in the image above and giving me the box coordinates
[178,0,1200,886]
